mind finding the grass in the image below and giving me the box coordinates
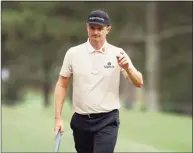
[2,92,192,152]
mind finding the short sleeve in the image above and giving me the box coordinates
[59,48,73,77]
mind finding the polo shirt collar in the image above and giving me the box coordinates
[87,39,108,54]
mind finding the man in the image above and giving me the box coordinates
[54,10,143,153]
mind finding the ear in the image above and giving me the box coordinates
[106,26,111,34]
[86,23,89,33]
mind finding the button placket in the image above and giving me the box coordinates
[91,51,100,75]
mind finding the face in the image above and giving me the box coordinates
[86,24,111,42]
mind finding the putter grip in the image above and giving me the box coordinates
[54,131,62,153]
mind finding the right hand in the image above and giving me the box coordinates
[54,117,64,137]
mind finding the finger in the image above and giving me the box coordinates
[60,125,64,135]
[116,56,124,62]
[116,56,120,62]
[119,60,128,67]
[119,58,127,65]
[119,56,124,62]
[122,60,129,65]
[54,127,60,136]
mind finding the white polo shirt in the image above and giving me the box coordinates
[59,40,134,114]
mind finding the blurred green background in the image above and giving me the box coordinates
[1,1,192,152]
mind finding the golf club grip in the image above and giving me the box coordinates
[54,131,62,153]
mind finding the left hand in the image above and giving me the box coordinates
[116,53,129,70]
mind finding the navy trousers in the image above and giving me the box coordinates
[70,109,120,153]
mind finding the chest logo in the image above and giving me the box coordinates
[104,62,115,69]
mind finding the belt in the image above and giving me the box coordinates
[76,109,118,119]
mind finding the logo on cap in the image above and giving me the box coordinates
[89,17,104,21]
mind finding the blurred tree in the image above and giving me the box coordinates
[158,2,192,114]
[113,2,192,113]
[1,1,192,114]
[2,2,82,107]
[145,2,160,111]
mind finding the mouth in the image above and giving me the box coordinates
[92,35,98,38]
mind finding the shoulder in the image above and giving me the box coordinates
[107,43,124,54]
[71,42,87,51]
[66,42,87,55]
[107,43,132,59]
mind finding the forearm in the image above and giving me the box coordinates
[54,83,67,119]
[125,68,143,88]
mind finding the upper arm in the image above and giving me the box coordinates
[59,48,73,78]
[57,75,72,89]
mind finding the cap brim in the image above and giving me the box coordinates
[87,22,107,27]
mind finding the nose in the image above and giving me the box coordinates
[93,29,98,35]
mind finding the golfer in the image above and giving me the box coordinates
[54,10,143,153]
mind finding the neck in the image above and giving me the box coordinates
[89,39,105,50]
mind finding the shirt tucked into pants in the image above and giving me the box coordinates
[70,109,120,153]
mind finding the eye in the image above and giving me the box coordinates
[90,26,95,30]
[98,27,103,31]
[89,25,103,31]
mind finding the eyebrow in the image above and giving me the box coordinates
[89,25,104,29]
